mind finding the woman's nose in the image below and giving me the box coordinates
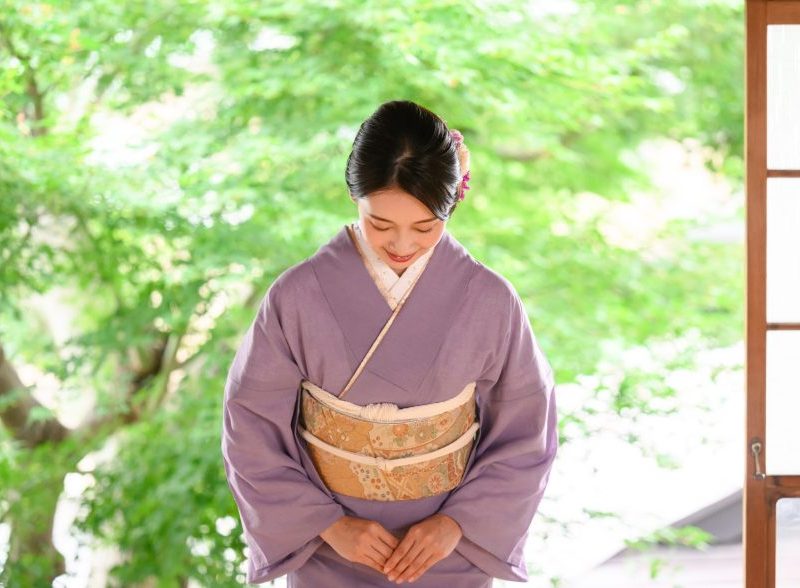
[389,239,416,254]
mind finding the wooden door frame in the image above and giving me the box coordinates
[745,2,800,587]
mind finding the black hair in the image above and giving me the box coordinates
[345,100,463,220]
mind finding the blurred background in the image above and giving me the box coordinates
[0,0,753,586]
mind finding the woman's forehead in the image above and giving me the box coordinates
[359,189,438,223]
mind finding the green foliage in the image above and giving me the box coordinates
[0,0,744,584]
[1,435,89,586]
[624,524,715,580]
[73,372,246,586]
[626,524,714,551]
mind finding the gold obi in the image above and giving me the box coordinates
[297,380,479,501]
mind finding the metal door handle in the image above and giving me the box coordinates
[750,438,766,480]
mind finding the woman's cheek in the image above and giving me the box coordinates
[364,226,386,249]
[424,226,446,248]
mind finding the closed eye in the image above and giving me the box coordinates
[371,224,433,233]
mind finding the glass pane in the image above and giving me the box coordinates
[766,179,800,323]
[766,331,800,473]
[777,498,800,586]
[768,25,800,170]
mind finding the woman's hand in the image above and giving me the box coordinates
[382,513,463,583]
[320,515,400,574]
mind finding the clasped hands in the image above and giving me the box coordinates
[320,513,462,583]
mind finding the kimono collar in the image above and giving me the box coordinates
[350,221,437,310]
[309,223,477,394]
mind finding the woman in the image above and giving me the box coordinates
[221,100,558,587]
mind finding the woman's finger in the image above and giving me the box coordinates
[389,542,426,581]
[359,550,389,574]
[384,535,415,573]
[369,540,392,563]
[406,550,440,582]
[378,528,400,550]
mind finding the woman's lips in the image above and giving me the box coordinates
[385,249,416,263]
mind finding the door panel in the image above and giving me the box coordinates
[747,2,800,587]
[765,179,800,322]
[775,498,800,585]
[765,331,800,473]
[767,25,800,170]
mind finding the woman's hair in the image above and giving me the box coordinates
[345,100,468,220]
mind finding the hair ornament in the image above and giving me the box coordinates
[449,129,471,201]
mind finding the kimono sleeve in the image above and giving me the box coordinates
[436,287,558,582]
[220,279,346,584]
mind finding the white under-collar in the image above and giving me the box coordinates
[351,221,436,310]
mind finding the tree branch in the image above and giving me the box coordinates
[0,342,69,448]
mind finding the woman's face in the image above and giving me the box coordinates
[353,187,447,276]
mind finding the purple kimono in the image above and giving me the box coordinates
[221,224,558,586]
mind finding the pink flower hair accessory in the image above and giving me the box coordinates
[459,170,471,201]
[449,129,471,202]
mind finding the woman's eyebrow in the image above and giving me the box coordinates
[368,213,437,224]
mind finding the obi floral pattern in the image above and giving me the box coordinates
[299,388,477,501]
